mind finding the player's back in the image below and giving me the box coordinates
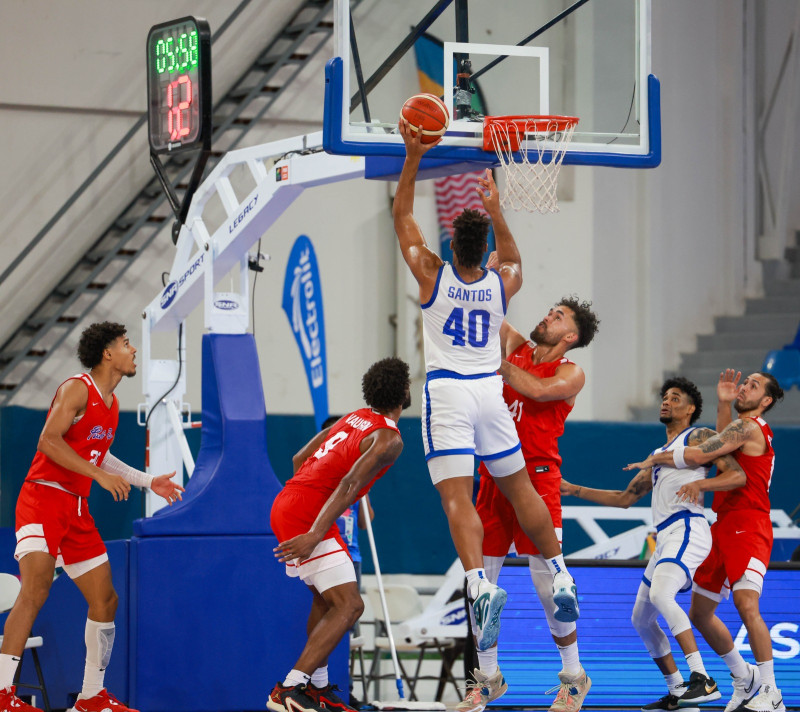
[287,409,400,501]
[650,427,709,525]
[421,263,506,376]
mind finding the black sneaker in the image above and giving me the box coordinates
[267,683,326,712]
[675,672,722,705]
[307,684,357,712]
[642,693,683,712]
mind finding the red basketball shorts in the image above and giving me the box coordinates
[15,481,106,569]
[477,465,562,557]
[693,510,772,598]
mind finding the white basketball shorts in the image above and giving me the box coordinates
[643,511,711,592]
[421,371,523,484]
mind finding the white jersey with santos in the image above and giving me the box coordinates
[421,263,506,376]
[419,263,523,484]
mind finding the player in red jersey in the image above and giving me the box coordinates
[267,358,410,712]
[627,370,785,712]
[0,322,183,712]
[457,285,600,712]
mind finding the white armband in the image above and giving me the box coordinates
[672,445,688,469]
[101,452,155,489]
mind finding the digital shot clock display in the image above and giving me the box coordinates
[147,17,211,154]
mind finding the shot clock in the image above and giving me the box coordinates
[147,17,211,154]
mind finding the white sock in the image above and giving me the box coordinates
[466,569,486,600]
[684,651,707,677]
[557,641,581,675]
[0,654,20,690]
[310,666,328,688]
[284,669,311,688]
[545,555,567,576]
[756,659,775,687]
[476,648,498,676]
[721,648,749,681]
[665,670,684,693]
[81,619,115,698]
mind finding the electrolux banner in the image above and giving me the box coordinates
[282,235,329,430]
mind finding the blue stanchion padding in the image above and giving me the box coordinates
[129,534,348,712]
[762,349,800,390]
[134,333,282,536]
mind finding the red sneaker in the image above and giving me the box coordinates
[0,686,44,712]
[69,689,139,712]
[307,684,357,712]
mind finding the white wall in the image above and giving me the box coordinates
[5,1,797,424]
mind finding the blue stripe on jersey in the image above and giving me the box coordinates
[426,369,498,381]
[491,268,507,314]
[480,442,522,461]
[425,447,475,461]
[642,574,651,587]
[420,264,444,310]
[452,265,490,286]
[424,381,434,453]
[655,510,705,532]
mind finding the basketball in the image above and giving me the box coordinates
[400,93,449,143]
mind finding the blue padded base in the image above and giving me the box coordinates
[129,534,348,712]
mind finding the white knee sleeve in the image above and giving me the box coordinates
[649,563,692,636]
[528,555,576,638]
[632,583,671,659]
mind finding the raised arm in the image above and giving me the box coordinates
[478,171,522,301]
[716,369,741,431]
[37,380,131,501]
[675,427,747,505]
[392,120,444,301]
[498,360,585,403]
[561,468,653,508]
[275,429,403,562]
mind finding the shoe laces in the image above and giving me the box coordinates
[463,677,486,702]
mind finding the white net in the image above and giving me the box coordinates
[485,116,577,213]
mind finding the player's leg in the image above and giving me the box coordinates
[528,555,590,712]
[648,563,719,704]
[434,473,485,571]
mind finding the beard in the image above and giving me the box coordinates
[659,415,672,424]
[734,398,756,413]
[530,324,558,346]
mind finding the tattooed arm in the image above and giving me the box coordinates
[675,427,747,505]
[561,468,653,508]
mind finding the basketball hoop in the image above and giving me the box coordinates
[483,115,579,213]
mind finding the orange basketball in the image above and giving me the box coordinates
[400,93,449,143]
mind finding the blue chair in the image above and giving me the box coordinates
[762,349,800,389]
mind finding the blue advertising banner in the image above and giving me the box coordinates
[281,235,328,430]
[496,561,800,708]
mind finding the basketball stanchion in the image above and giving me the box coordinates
[360,495,447,711]
[483,115,578,213]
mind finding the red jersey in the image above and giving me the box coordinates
[285,408,400,514]
[712,416,774,518]
[26,374,118,498]
[501,342,574,468]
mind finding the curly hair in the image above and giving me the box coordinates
[451,209,490,269]
[362,357,410,412]
[559,296,600,349]
[660,377,702,424]
[77,322,127,369]
[757,372,785,414]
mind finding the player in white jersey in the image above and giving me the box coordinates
[561,378,746,712]
[393,119,579,655]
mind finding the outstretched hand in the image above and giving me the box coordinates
[97,471,131,502]
[624,456,654,472]
[676,481,703,506]
[398,118,441,160]
[476,169,500,214]
[151,471,184,505]
[717,369,742,404]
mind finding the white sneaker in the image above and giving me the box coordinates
[725,664,760,712]
[456,668,508,712]
[472,579,507,651]
[742,684,785,712]
[552,571,580,622]
[548,667,592,712]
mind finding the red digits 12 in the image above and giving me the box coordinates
[166,75,192,141]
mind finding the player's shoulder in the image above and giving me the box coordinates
[686,426,716,445]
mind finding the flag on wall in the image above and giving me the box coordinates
[281,235,329,430]
[413,33,494,264]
